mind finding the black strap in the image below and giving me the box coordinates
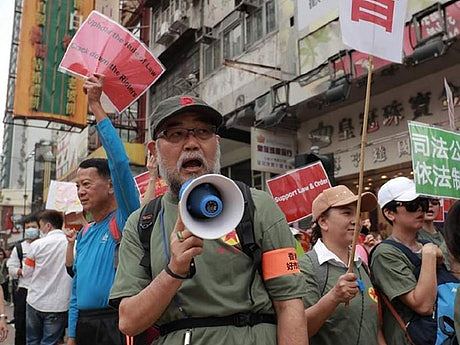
[234,181,259,271]
[138,196,164,276]
[137,182,258,279]
[383,239,426,267]
[15,242,23,269]
[159,313,276,335]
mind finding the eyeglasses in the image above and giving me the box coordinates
[428,198,440,206]
[395,198,429,213]
[156,126,217,143]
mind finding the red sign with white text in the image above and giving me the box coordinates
[59,11,165,113]
[267,162,332,223]
[134,172,168,199]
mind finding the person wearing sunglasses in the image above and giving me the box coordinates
[417,198,451,270]
[370,177,443,345]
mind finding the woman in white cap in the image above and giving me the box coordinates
[299,185,385,345]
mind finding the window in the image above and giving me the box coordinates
[204,40,221,76]
[246,9,263,45]
[223,24,243,59]
[266,0,276,33]
[244,0,277,47]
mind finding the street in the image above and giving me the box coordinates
[3,303,14,345]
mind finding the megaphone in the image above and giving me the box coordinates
[179,174,244,240]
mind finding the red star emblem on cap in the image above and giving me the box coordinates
[180,96,195,106]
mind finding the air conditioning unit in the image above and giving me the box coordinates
[156,21,176,45]
[234,0,260,13]
[195,26,218,45]
[170,9,189,32]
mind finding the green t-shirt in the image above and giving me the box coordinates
[417,228,451,270]
[370,243,418,345]
[110,189,306,345]
[300,252,379,345]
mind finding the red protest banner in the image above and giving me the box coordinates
[267,162,332,223]
[59,11,165,113]
[134,172,168,199]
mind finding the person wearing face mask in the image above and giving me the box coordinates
[417,197,451,270]
[23,209,72,345]
[7,213,39,345]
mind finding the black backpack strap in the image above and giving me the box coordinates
[234,181,259,272]
[137,196,163,277]
[382,239,422,267]
[15,242,23,269]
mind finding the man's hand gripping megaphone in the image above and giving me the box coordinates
[167,216,204,279]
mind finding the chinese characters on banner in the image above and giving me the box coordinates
[59,11,165,113]
[339,0,408,63]
[266,162,332,223]
[251,127,296,174]
[409,121,460,199]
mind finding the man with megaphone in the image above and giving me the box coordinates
[110,95,308,345]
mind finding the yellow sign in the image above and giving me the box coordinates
[13,0,94,127]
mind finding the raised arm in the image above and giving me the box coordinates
[399,243,440,315]
[140,153,157,207]
[83,74,140,224]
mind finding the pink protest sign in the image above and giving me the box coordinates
[59,11,165,113]
[267,162,332,223]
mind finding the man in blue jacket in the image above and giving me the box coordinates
[67,74,140,345]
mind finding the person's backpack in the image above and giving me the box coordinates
[137,181,259,278]
[375,239,459,345]
[132,181,258,344]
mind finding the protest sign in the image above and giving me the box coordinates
[266,162,332,223]
[59,11,165,113]
[339,0,408,63]
[134,172,168,199]
[46,180,83,213]
[409,121,460,199]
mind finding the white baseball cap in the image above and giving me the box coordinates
[377,177,419,208]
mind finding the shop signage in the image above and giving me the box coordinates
[409,121,460,199]
[59,11,165,113]
[251,127,296,174]
[267,162,332,223]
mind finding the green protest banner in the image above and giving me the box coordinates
[408,121,460,199]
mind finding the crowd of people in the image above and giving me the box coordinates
[0,75,457,345]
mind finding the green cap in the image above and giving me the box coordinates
[150,95,223,139]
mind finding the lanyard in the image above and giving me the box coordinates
[159,206,189,318]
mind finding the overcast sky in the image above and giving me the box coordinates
[0,1,14,154]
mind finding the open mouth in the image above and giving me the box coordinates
[181,158,204,171]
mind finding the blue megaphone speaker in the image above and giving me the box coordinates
[179,174,244,239]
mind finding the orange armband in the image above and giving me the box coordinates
[24,258,35,268]
[262,247,300,281]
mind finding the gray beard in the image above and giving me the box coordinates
[157,142,221,197]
